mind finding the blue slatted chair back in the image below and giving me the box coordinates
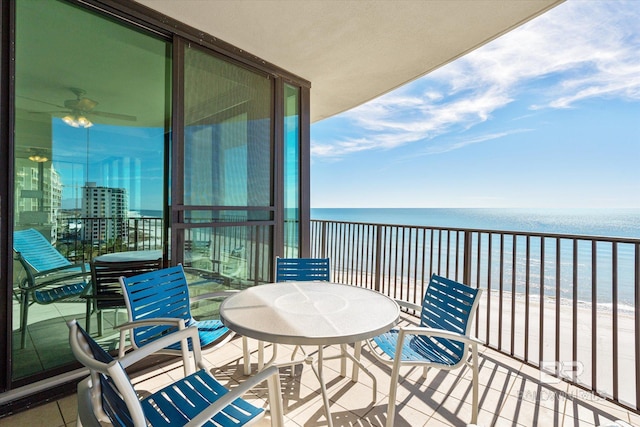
[120,265,192,349]
[69,320,134,427]
[275,257,331,282]
[14,228,72,272]
[417,274,480,364]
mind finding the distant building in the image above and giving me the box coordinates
[81,183,128,242]
[14,162,63,241]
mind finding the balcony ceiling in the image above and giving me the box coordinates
[136,0,562,123]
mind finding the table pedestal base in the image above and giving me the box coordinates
[243,339,376,427]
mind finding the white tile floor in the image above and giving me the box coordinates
[1,312,639,427]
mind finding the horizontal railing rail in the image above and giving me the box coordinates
[55,216,163,262]
[310,218,640,412]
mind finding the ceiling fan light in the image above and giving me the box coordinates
[62,114,80,128]
[28,154,48,163]
[77,115,93,128]
[62,114,93,128]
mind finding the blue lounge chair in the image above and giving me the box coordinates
[13,228,90,348]
[118,265,236,367]
[366,274,483,426]
[68,319,284,427]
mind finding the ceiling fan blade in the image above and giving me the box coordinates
[91,110,137,121]
[18,95,66,109]
[28,110,67,116]
[20,92,137,122]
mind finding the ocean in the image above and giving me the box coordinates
[311,208,640,239]
[311,208,640,308]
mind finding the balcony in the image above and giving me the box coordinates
[1,313,637,426]
[6,217,639,426]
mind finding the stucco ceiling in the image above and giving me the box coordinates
[136,0,563,123]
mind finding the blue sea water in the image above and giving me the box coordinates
[311,208,640,308]
[311,208,640,239]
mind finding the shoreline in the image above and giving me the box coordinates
[476,289,637,406]
[487,288,637,315]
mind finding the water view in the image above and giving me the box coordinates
[312,208,640,238]
[312,208,640,308]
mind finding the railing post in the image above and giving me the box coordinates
[321,221,327,258]
[374,225,383,292]
[134,219,139,251]
[463,230,473,286]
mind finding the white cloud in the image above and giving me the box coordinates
[312,0,640,159]
[417,129,533,156]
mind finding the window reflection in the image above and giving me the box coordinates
[182,225,273,290]
[183,46,272,207]
[13,0,170,380]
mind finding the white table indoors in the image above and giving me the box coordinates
[219,281,400,427]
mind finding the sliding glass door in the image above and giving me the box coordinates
[12,0,170,382]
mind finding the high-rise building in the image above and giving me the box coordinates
[81,183,128,242]
[14,161,63,241]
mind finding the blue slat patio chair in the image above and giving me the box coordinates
[274,257,331,282]
[68,319,284,427]
[13,228,90,349]
[365,274,482,427]
[118,265,237,371]
[243,257,331,375]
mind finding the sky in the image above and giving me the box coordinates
[310,0,640,209]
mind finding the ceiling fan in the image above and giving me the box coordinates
[25,87,137,128]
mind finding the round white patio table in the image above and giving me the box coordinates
[93,249,162,264]
[220,281,400,427]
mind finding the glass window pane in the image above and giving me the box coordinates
[182,225,273,290]
[184,46,272,207]
[13,0,170,379]
[284,84,300,257]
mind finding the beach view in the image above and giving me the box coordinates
[310,207,640,408]
[4,0,640,425]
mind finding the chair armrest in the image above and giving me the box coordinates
[184,366,283,427]
[399,326,481,346]
[21,264,89,290]
[116,318,185,332]
[394,299,422,312]
[190,290,239,304]
[34,263,88,278]
[117,318,189,360]
[118,326,202,369]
